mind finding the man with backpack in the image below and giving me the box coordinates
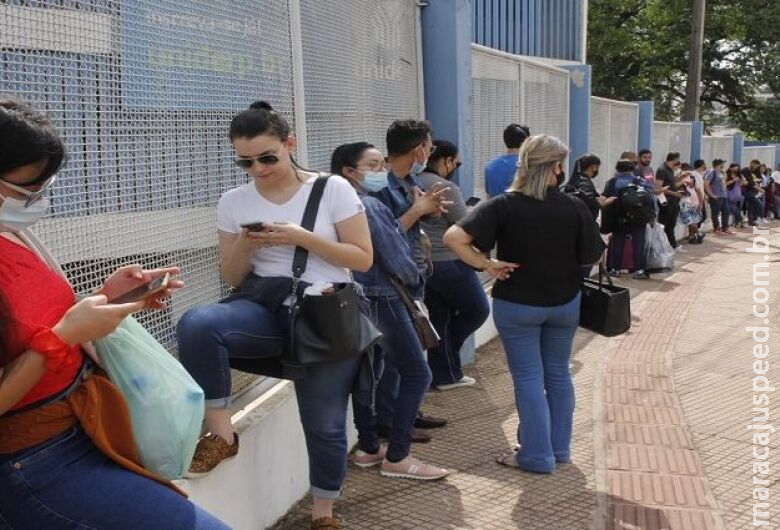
[603,159,657,279]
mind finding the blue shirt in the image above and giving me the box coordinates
[704,169,726,198]
[485,154,518,197]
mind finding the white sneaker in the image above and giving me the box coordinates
[435,376,476,391]
[675,246,687,253]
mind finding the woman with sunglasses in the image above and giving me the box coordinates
[418,140,490,390]
[0,98,227,529]
[176,102,372,530]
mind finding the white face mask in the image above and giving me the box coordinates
[0,178,54,232]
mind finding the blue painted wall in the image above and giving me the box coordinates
[560,64,591,172]
[636,101,654,152]
[690,122,703,164]
[472,0,584,61]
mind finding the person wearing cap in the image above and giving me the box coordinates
[484,124,530,197]
[703,158,732,235]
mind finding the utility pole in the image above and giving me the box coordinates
[683,0,706,121]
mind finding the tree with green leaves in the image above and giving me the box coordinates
[588,0,780,140]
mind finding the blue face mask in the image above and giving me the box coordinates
[410,162,426,178]
[361,171,388,193]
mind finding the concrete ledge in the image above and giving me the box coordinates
[179,382,310,529]
[180,380,358,530]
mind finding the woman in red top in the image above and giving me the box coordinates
[0,98,229,529]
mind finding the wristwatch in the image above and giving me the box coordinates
[28,327,73,373]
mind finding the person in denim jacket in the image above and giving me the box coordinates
[365,120,451,444]
[331,142,449,481]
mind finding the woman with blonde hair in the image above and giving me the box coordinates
[444,135,604,474]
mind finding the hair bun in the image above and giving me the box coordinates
[249,101,274,111]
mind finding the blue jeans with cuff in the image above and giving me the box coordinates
[492,294,580,474]
[177,299,361,500]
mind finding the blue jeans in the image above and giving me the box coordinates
[729,199,743,225]
[492,294,580,473]
[708,197,729,230]
[0,427,228,529]
[424,260,490,385]
[353,296,432,461]
[746,195,763,224]
[177,300,361,499]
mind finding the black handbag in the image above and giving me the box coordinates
[579,263,631,337]
[286,176,383,367]
[388,275,440,350]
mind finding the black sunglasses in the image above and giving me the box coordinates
[234,154,281,169]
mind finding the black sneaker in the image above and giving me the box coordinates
[608,269,620,278]
[377,424,432,444]
[632,269,650,280]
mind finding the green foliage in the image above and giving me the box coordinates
[588,0,780,140]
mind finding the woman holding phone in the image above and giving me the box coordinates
[0,98,227,529]
[176,102,372,530]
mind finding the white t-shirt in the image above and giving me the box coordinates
[772,170,780,185]
[216,175,364,284]
[686,170,705,207]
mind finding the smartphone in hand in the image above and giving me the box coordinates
[240,221,267,232]
[465,197,481,207]
[109,273,171,304]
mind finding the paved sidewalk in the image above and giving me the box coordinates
[272,224,780,530]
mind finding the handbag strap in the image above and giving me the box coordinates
[290,175,330,303]
[388,275,417,315]
[597,260,615,289]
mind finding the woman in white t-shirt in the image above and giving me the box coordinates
[176,102,372,530]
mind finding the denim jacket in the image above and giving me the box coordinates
[370,170,425,260]
[353,195,423,299]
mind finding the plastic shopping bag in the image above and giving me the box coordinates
[94,316,204,479]
[645,223,675,272]
[678,201,701,225]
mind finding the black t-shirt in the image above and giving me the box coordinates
[655,165,680,206]
[458,189,605,307]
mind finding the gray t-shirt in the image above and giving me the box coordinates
[418,172,469,262]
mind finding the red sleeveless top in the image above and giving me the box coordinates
[0,236,83,410]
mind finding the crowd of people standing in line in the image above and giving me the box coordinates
[1,98,607,530]
[479,120,780,281]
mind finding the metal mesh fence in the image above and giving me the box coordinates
[700,136,735,166]
[652,121,692,165]
[743,146,776,169]
[588,97,638,192]
[471,47,521,199]
[471,44,569,201]
[1,0,296,394]
[470,45,569,284]
[299,0,422,171]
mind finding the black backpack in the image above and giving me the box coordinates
[618,182,656,226]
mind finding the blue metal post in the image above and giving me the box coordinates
[733,133,745,166]
[421,0,476,365]
[560,63,591,174]
[775,144,780,169]
[689,121,703,165]
[636,100,654,151]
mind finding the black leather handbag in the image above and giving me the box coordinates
[579,263,631,337]
[286,176,382,367]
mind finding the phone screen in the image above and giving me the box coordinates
[466,197,481,207]
[109,273,170,304]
